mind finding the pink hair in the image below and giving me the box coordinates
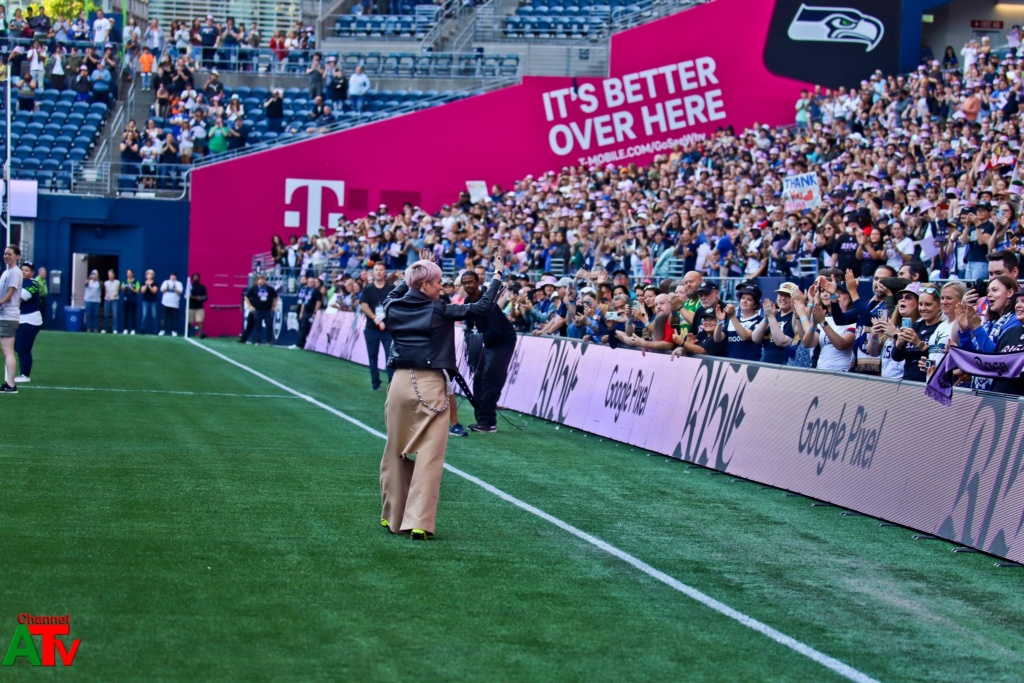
[405,260,442,290]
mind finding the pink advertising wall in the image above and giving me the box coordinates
[190,0,816,336]
[307,312,1024,565]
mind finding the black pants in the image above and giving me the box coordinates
[472,341,516,428]
[364,326,394,389]
[240,311,255,342]
[252,309,273,344]
[162,305,179,334]
[123,300,138,332]
[297,314,313,349]
[14,324,41,377]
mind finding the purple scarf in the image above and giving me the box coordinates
[925,346,1024,406]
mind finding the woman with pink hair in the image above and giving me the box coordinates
[378,247,505,540]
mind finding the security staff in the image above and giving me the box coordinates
[461,270,517,433]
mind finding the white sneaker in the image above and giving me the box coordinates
[130,330,136,335]
[100,329,106,334]
[288,344,298,349]
[13,375,30,383]
[122,329,128,335]
[158,331,165,336]
[171,331,178,337]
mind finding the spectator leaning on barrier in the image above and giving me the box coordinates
[802,281,856,372]
[715,281,763,361]
[955,274,1021,390]
[752,282,799,365]
[892,284,945,382]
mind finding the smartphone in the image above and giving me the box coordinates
[901,318,912,329]
[878,309,889,322]
[924,359,936,370]
[974,278,989,298]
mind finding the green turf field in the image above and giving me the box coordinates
[2,332,1023,682]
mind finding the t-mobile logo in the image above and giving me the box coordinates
[283,179,346,236]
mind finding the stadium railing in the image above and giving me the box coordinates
[193,46,520,78]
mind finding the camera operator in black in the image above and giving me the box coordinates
[461,270,516,433]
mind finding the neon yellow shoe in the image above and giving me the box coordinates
[410,528,427,540]
[381,519,390,530]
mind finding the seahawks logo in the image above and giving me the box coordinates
[787,4,884,52]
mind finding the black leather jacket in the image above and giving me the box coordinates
[384,275,502,371]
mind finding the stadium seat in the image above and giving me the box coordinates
[363,53,382,75]
[342,53,361,71]
[500,55,520,76]
[380,54,400,76]
[414,55,432,77]
[336,16,355,36]
[433,53,453,76]
[481,56,501,77]
[396,53,416,76]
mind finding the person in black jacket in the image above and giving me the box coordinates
[461,269,517,433]
[379,247,505,540]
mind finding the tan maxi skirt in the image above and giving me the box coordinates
[380,368,451,535]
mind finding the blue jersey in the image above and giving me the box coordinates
[20,279,41,315]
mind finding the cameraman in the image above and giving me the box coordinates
[263,88,284,133]
[461,270,516,433]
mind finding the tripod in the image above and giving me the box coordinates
[462,332,526,431]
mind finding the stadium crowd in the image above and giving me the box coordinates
[271,37,1024,395]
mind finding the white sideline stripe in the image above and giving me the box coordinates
[22,386,296,399]
[186,338,879,683]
